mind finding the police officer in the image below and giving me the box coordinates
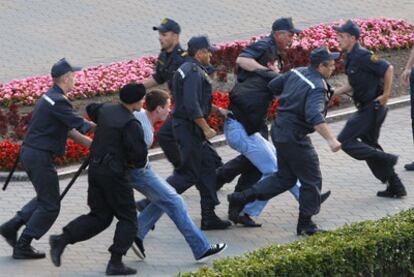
[166,35,231,230]
[217,17,320,227]
[400,46,414,170]
[228,47,342,236]
[144,18,188,169]
[0,58,94,259]
[217,17,301,189]
[49,84,147,276]
[333,20,407,198]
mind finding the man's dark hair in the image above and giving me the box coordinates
[145,89,170,112]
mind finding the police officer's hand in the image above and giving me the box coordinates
[267,61,280,74]
[328,138,341,152]
[401,68,411,87]
[203,127,217,140]
[375,95,388,106]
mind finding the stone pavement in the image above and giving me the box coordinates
[0,0,413,83]
[1,104,414,276]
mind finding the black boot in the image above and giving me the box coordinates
[296,215,325,236]
[377,174,407,198]
[404,161,414,171]
[106,253,136,276]
[49,233,70,267]
[13,234,46,259]
[201,208,231,230]
[0,215,24,247]
[227,189,257,223]
[231,213,262,227]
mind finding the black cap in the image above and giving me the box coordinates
[152,18,181,34]
[187,36,217,53]
[272,17,301,33]
[310,46,340,65]
[51,58,82,78]
[119,83,146,104]
[333,20,360,39]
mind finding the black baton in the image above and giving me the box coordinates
[2,151,20,191]
[60,155,90,201]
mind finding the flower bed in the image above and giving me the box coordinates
[0,18,413,171]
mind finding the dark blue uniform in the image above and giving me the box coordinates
[154,44,188,168]
[60,103,147,257]
[217,35,281,193]
[237,35,281,82]
[17,84,91,239]
[166,58,222,215]
[247,67,328,218]
[337,43,396,183]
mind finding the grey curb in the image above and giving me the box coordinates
[1,95,410,182]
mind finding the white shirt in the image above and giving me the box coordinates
[133,109,154,148]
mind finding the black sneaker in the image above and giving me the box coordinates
[404,162,414,171]
[131,237,145,260]
[196,243,227,262]
[105,262,137,276]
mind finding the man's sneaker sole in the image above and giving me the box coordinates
[131,244,145,260]
[197,244,227,263]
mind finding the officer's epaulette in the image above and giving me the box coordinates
[181,51,188,57]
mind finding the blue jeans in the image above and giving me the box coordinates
[224,117,300,216]
[129,165,209,259]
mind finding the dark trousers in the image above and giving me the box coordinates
[158,118,181,168]
[166,119,221,212]
[216,124,268,192]
[63,167,137,255]
[410,67,414,141]
[252,136,322,217]
[338,103,394,182]
[17,146,60,239]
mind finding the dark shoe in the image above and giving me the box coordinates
[377,176,407,198]
[49,235,68,267]
[105,262,137,276]
[232,213,262,227]
[0,216,23,248]
[321,190,331,204]
[201,215,231,230]
[13,244,46,259]
[297,217,326,236]
[131,237,145,260]
[196,243,227,262]
[404,162,414,171]
[227,189,257,220]
[135,199,150,212]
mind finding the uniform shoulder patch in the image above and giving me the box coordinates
[370,52,380,63]
[181,51,188,57]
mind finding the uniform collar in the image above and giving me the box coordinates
[187,57,207,72]
[308,66,325,80]
[347,42,361,59]
[52,84,65,95]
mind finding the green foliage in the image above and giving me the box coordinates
[178,209,414,277]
